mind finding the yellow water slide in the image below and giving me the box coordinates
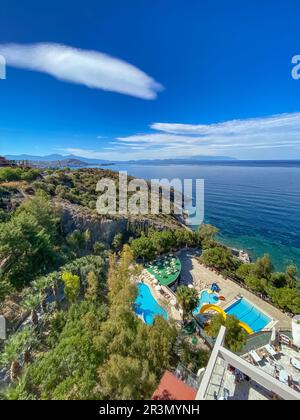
[237,321,254,335]
[200,304,227,320]
[199,304,254,335]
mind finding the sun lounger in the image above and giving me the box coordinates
[278,370,290,385]
[264,344,277,358]
[249,350,262,364]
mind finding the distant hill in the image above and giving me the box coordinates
[5,153,237,165]
[5,154,112,165]
[124,156,237,165]
[30,158,90,168]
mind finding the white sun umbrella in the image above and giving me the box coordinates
[188,284,194,289]
[155,285,162,291]
[152,278,158,285]
[170,299,177,306]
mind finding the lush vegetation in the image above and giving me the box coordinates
[1,166,299,401]
[176,286,199,324]
[0,167,40,183]
[3,247,180,400]
[131,228,199,261]
[208,314,247,353]
[0,193,62,295]
[180,341,210,373]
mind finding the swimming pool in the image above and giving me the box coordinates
[135,283,168,326]
[193,290,219,315]
[225,298,271,333]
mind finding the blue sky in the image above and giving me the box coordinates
[1,0,300,160]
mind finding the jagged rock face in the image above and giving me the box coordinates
[58,200,183,248]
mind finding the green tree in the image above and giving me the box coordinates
[0,211,56,287]
[0,194,60,289]
[285,265,298,288]
[253,254,273,280]
[146,317,177,375]
[66,230,88,256]
[149,230,176,254]
[209,314,247,353]
[269,272,288,288]
[61,272,80,303]
[180,341,210,373]
[267,287,300,314]
[93,241,106,255]
[198,224,219,248]
[176,286,199,324]
[200,246,235,271]
[244,275,266,294]
[98,354,156,400]
[85,271,99,302]
[0,326,38,368]
[236,263,255,281]
[131,236,156,261]
[0,168,22,182]
[112,232,123,252]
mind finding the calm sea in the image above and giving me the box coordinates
[110,161,300,272]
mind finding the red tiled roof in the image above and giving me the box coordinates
[152,371,197,400]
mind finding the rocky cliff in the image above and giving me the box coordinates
[58,199,186,248]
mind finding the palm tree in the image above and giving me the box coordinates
[176,286,199,324]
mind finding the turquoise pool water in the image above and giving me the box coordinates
[225,298,271,333]
[193,290,219,315]
[135,283,168,325]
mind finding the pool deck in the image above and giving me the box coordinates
[139,270,182,322]
[178,249,292,331]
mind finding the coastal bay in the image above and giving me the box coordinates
[111,161,300,272]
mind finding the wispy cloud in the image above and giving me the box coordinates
[57,113,300,160]
[150,113,300,135]
[0,42,163,99]
[114,113,300,158]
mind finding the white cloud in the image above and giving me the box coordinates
[150,113,300,135]
[115,113,300,158]
[57,113,300,160]
[0,42,163,99]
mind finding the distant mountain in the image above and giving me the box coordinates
[5,154,112,165]
[29,158,90,168]
[125,156,237,165]
[5,153,237,165]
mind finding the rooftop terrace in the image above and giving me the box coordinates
[196,326,300,401]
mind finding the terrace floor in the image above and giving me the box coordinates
[205,357,273,400]
[243,344,300,392]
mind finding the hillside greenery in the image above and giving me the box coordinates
[1,166,299,400]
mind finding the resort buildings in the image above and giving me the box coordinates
[143,251,300,401]
[0,156,13,167]
[152,326,300,401]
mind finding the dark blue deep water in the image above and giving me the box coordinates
[112,161,300,272]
